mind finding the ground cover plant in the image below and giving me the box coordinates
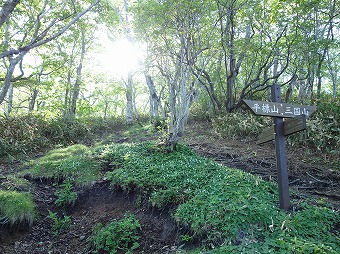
[48,211,72,236]
[22,144,102,186]
[0,190,36,226]
[88,213,141,254]
[1,123,339,253]
[95,141,339,253]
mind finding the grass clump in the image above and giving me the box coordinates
[98,142,339,253]
[0,190,36,226]
[88,213,141,254]
[23,144,101,186]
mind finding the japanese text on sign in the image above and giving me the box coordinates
[251,103,310,116]
[243,100,316,118]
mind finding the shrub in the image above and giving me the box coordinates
[0,114,49,157]
[54,179,78,208]
[211,111,271,139]
[0,113,128,159]
[287,96,339,156]
[88,213,141,254]
[211,96,339,161]
[48,211,72,236]
[42,117,90,145]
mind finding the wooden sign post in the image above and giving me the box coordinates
[243,85,316,210]
[271,84,290,210]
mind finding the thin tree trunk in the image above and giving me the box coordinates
[0,52,26,105]
[126,72,134,124]
[145,74,160,123]
[104,101,108,119]
[7,82,13,115]
[298,68,307,103]
[70,28,86,118]
[29,88,39,112]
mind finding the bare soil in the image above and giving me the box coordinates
[0,120,339,253]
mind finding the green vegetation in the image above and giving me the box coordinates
[54,179,78,208]
[48,211,72,236]
[0,114,125,160]
[22,144,101,186]
[0,190,36,226]
[212,97,339,167]
[0,174,31,191]
[88,213,141,254]
[1,0,339,252]
[293,96,340,159]
[212,111,271,138]
[1,122,338,252]
[95,142,339,253]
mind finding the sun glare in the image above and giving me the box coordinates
[91,35,143,78]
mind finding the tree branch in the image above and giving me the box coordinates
[0,0,20,28]
[0,0,99,59]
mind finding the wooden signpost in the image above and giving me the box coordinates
[243,85,316,210]
[257,115,307,145]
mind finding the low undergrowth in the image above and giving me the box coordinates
[96,142,339,253]
[22,144,101,186]
[3,136,339,253]
[88,213,141,254]
[0,114,127,160]
[212,97,339,168]
[0,190,36,226]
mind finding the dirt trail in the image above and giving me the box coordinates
[183,121,340,209]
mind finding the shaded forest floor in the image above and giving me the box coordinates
[0,120,339,253]
[183,121,340,210]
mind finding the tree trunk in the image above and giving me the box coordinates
[164,56,192,152]
[145,74,160,123]
[298,68,307,103]
[104,101,108,119]
[0,52,26,105]
[29,88,39,112]
[0,0,20,28]
[126,72,134,124]
[6,82,13,115]
[69,28,86,118]
[326,51,338,97]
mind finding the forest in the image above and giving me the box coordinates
[0,0,339,253]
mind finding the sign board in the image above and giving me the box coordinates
[243,100,316,118]
[257,115,307,145]
[242,86,317,210]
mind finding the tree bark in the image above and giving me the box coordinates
[0,0,20,28]
[69,28,86,118]
[6,82,13,115]
[28,88,39,112]
[145,74,160,123]
[125,72,134,124]
[0,52,26,105]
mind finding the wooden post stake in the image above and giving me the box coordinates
[271,84,290,210]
